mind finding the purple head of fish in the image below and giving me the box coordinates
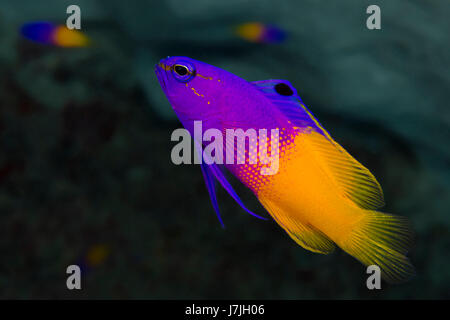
[154,56,237,131]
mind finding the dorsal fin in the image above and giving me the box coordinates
[305,131,385,209]
[252,79,329,137]
[252,79,385,210]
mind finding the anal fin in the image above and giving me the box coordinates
[261,198,335,254]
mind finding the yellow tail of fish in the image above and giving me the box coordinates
[339,210,415,283]
[260,196,415,283]
[256,128,415,283]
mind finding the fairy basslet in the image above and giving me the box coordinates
[20,21,89,47]
[235,22,286,44]
[155,56,415,283]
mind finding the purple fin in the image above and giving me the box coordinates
[200,160,225,228]
[207,162,268,221]
[196,142,267,227]
[252,80,330,138]
[195,141,225,228]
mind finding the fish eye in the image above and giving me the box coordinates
[274,83,294,96]
[174,65,188,76]
[172,62,195,82]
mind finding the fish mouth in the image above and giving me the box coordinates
[154,62,170,96]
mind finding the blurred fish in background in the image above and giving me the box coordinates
[76,244,110,275]
[20,21,90,47]
[234,22,287,44]
[0,0,449,299]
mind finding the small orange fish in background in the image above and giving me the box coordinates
[77,244,110,274]
[20,21,90,47]
[86,244,110,267]
[234,22,286,44]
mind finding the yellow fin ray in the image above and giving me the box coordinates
[304,131,385,210]
[341,211,415,283]
[260,199,335,254]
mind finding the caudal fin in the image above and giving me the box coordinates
[341,211,415,283]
